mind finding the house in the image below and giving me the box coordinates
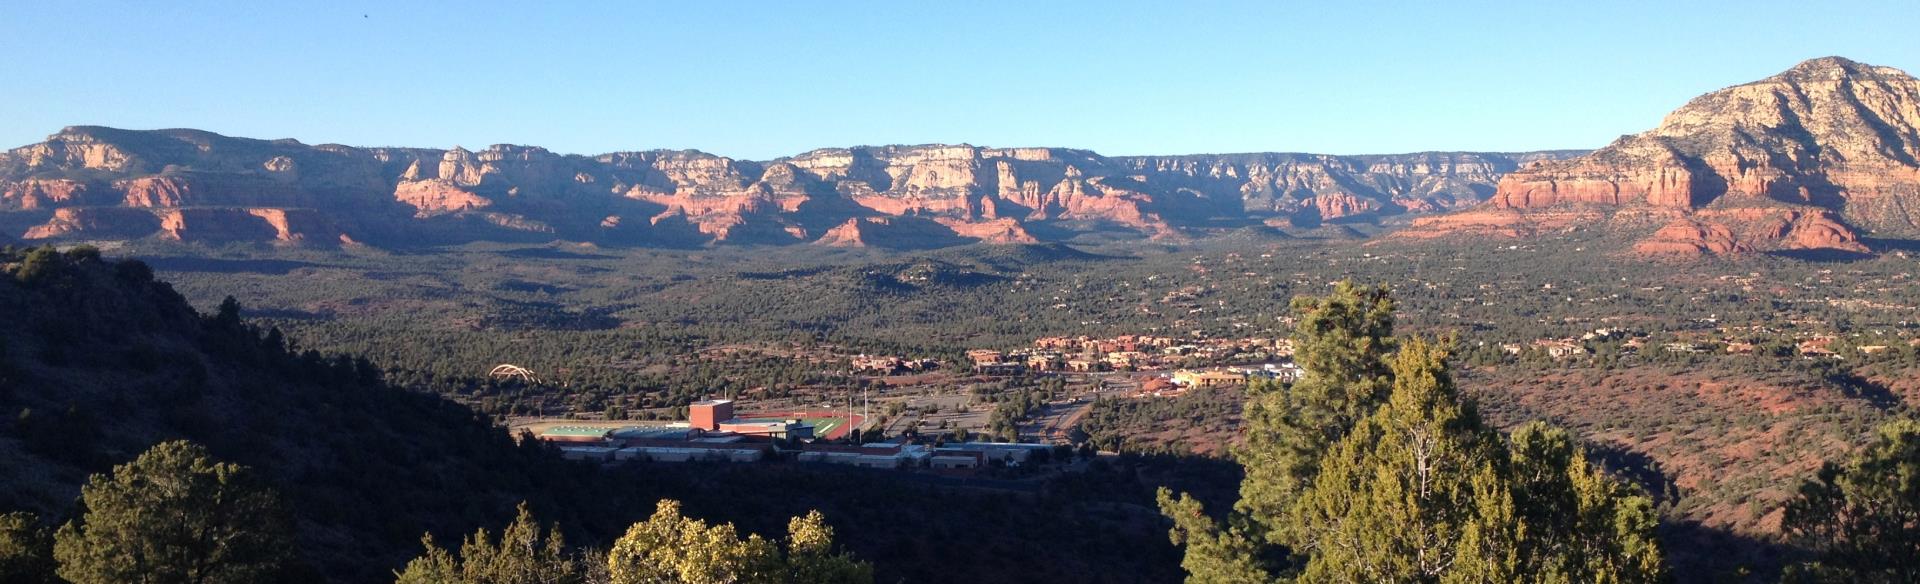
[1533,339,1588,359]
[1172,369,1245,388]
[1025,353,1064,371]
[1244,363,1301,383]
[1663,342,1705,354]
[1103,351,1148,370]
[1066,358,1103,372]
[1799,337,1839,358]
[965,349,1005,366]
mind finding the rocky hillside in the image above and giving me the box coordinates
[0,126,1572,248]
[1401,57,1920,256]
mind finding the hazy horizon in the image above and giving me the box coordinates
[4,1,1916,159]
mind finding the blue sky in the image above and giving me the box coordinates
[1,1,1914,159]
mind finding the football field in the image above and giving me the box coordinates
[735,411,864,440]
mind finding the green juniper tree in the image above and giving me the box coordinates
[53,440,295,584]
[1155,282,1397,581]
[1159,283,1665,584]
[1284,338,1518,583]
[1508,422,1665,584]
[395,502,581,584]
[1156,490,1271,584]
[1783,418,1920,583]
[1236,281,1397,535]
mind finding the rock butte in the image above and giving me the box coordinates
[1400,56,1920,256]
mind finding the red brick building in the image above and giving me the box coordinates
[690,399,735,431]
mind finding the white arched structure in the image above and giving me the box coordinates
[489,364,538,383]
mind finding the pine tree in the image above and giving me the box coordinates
[53,440,294,584]
[1159,284,1667,583]
[1783,418,1920,583]
[1285,338,1516,583]
[12,246,63,284]
[1154,490,1271,584]
[1507,423,1664,584]
[1162,281,1399,580]
[215,296,244,328]
[1235,281,1396,542]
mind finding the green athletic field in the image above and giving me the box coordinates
[732,414,861,439]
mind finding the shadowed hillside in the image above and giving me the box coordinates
[0,245,1191,583]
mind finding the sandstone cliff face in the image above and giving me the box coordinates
[775,145,1167,231]
[2,179,91,209]
[156,208,337,243]
[394,180,493,214]
[1115,151,1574,221]
[23,207,161,240]
[811,216,1016,249]
[935,217,1039,244]
[22,207,346,244]
[234,208,348,244]
[1631,208,1869,256]
[0,126,1571,247]
[1409,57,1920,255]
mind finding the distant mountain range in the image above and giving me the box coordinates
[1402,56,1920,255]
[5,56,1916,254]
[0,129,1574,248]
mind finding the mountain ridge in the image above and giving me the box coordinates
[0,126,1579,248]
[11,56,1917,255]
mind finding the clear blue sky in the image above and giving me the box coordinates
[2,1,1914,159]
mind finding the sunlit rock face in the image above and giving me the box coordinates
[1408,57,1920,255]
[0,126,1574,246]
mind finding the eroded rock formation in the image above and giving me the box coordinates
[0,125,1572,247]
[1404,56,1920,255]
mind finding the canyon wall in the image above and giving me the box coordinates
[0,126,1572,248]
[1402,57,1920,256]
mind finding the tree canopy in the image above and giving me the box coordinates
[52,440,295,584]
[0,512,57,584]
[1158,282,1665,583]
[1784,418,1920,583]
[606,499,872,584]
[396,502,581,584]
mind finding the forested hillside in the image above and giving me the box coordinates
[0,245,640,580]
[0,246,1193,583]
